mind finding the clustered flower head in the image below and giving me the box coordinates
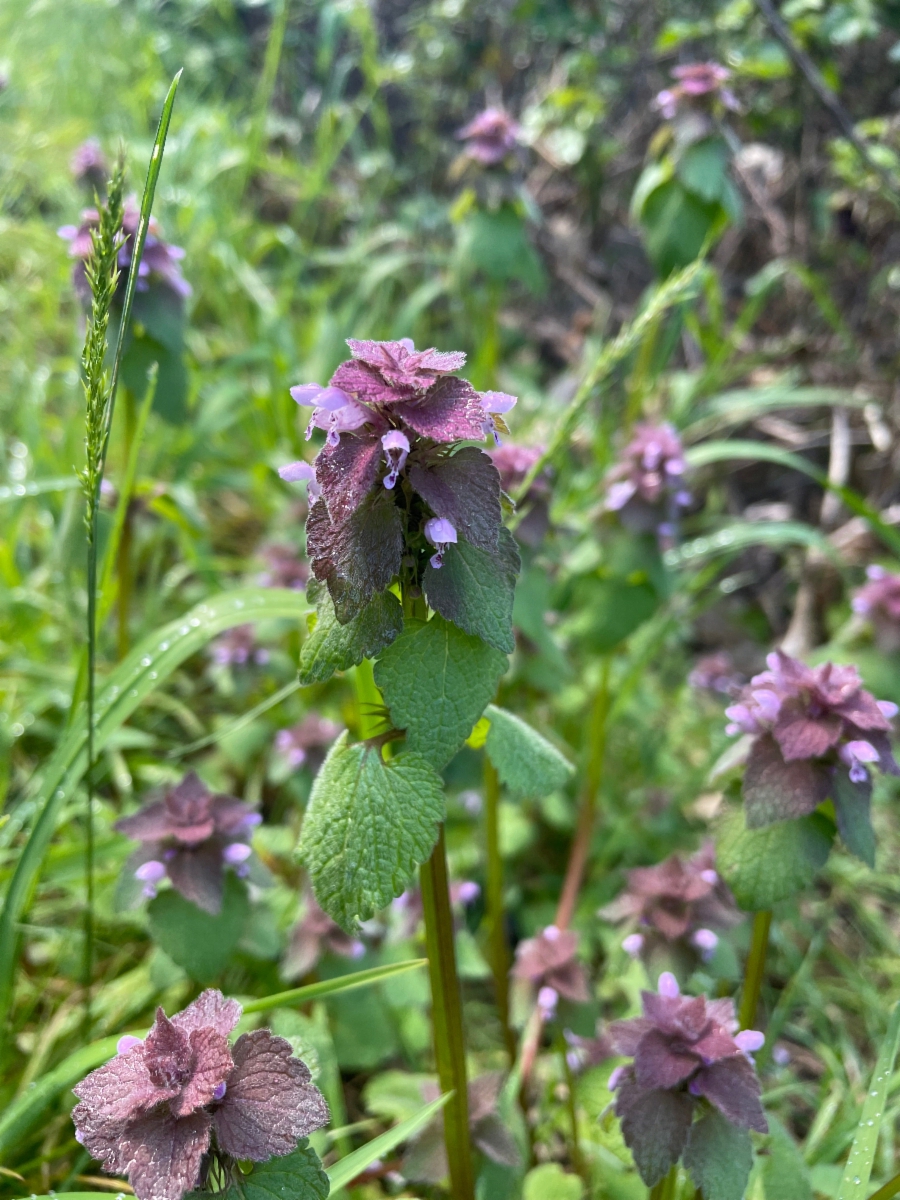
[456,107,522,165]
[601,842,739,964]
[489,442,552,546]
[511,925,590,1020]
[71,138,108,191]
[59,194,190,306]
[282,891,365,980]
[280,338,517,624]
[603,422,690,539]
[609,973,766,1186]
[256,542,309,591]
[72,990,329,1200]
[725,650,899,835]
[208,624,270,668]
[403,1072,520,1182]
[114,773,261,914]
[853,565,900,651]
[274,714,342,770]
[688,651,743,696]
[655,62,738,121]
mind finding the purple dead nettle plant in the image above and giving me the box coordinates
[724,650,898,856]
[114,772,261,914]
[853,565,900,652]
[72,989,329,1200]
[456,107,523,165]
[511,925,590,1021]
[608,973,766,1188]
[655,62,739,121]
[603,421,691,541]
[282,890,366,980]
[490,442,552,547]
[256,542,310,590]
[601,842,740,965]
[208,623,270,668]
[688,650,744,697]
[402,1072,520,1183]
[71,138,109,192]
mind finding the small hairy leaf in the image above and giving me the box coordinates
[484,705,573,797]
[831,767,876,867]
[147,872,250,983]
[423,526,520,653]
[298,733,445,931]
[299,582,404,685]
[715,806,834,911]
[683,1108,753,1200]
[374,616,508,768]
[743,734,830,827]
[307,489,404,623]
[616,1079,693,1186]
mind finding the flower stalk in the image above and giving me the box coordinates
[649,1165,679,1200]
[739,909,773,1031]
[484,755,515,1063]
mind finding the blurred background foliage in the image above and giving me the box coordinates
[6,0,900,1196]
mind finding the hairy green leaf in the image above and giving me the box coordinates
[374,615,507,768]
[423,526,520,653]
[189,1139,329,1200]
[831,768,876,867]
[484,705,573,797]
[716,806,834,911]
[298,733,445,931]
[684,1108,753,1200]
[147,873,250,983]
[299,581,404,685]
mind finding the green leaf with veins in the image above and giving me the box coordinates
[423,526,520,653]
[299,581,404,685]
[187,1139,329,1200]
[715,806,834,911]
[374,615,508,768]
[484,705,573,797]
[298,733,445,931]
[683,1108,753,1200]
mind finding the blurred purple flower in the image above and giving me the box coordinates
[282,892,365,980]
[208,624,269,668]
[274,714,342,770]
[392,880,480,939]
[654,62,738,120]
[71,138,108,191]
[564,1024,615,1074]
[72,989,328,1200]
[511,924,590,1007]
[59,195,190,304]
[489,442,551,546]
[256,542,309,590]
[688,651,743,696]
[603,422,690,539]
[853,566,900,652]
[456,107,522,165]
[114,773,261,914]
[609,973,766,1186]
[403,1073,520,1182]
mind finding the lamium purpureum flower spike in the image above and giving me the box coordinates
[654,62,738,121]
[853,565,900,652]
[724,651,899,848]
[510,924,590,1008]
[114,772,261,914]
[603,421,690,540]
[608,972,767,1187]
[71,989,329,1200]
[456,107,523,165]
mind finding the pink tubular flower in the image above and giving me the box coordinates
[290,383,370,447]
[479,391,517,445]
[654,62,738,120]
[725,651,899,855]
[381,430,410,488]
[608,974,766,1187]
[853,566,900,651]
[456,107,522,165]
[511,925,590,1006]
[603,422,690,538]
[72,990,328,1200]
[59,195,190,303]
[424,517,457,569]
[688,651,743,696]
[274,714,342,770]
[278,460,322,503]
[114,773,261,914]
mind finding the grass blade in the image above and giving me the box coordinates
[242,959,428,1015]
[0,586,309,1031]
[326,1092,452,1191]
[837,998,900,1200]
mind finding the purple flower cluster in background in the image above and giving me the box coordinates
[72,990,328,1200]
[256,542,309,590]
[456,107,522,165]
[280,338,516,623]
[489,442,552,546]
[601,842,739,964]
[688,650,744,696]
[70,138,108,191]
[609,973,766,1186]
[603,422,690,540]
[282,892,365,980]
[511,925,590,1020]
[655,62,738,120]
[59,195,190,305]
[114,773,261,914]
[853,565,900,651]
[274,714,342,770]
[208,624,270,668]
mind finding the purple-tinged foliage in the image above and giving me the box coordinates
[256,543,309,591]
[208,624,270,667]
[511,925,590,1018]
[564,1025,615,1075]
[853,565,900,651]
[725,651,899,836]
[282,892,365,980]
[403,1073,520,1183]
[603,422,690,539]
[59,195,190,305]
[114,773,260,914]
[456,107,522,165]
[72,990,328,1200]
[274,714,342,770]
[655,62,738,120]
[601,842,739,962]
[609,973,766,1186]
[489,442,552,546]
[284,338,516,624]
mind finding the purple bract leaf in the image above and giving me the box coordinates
[393,377,485,442]
[690,1055,767,1132]
[306,491,404,623]
[615,1077,694,1187]
[117,1112,211,1200]
[346,338,466,389]
[315,435,383,526]
[409,447,502,553]
[743,733,830,828]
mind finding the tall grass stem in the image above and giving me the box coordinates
[484,756,515,1063]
